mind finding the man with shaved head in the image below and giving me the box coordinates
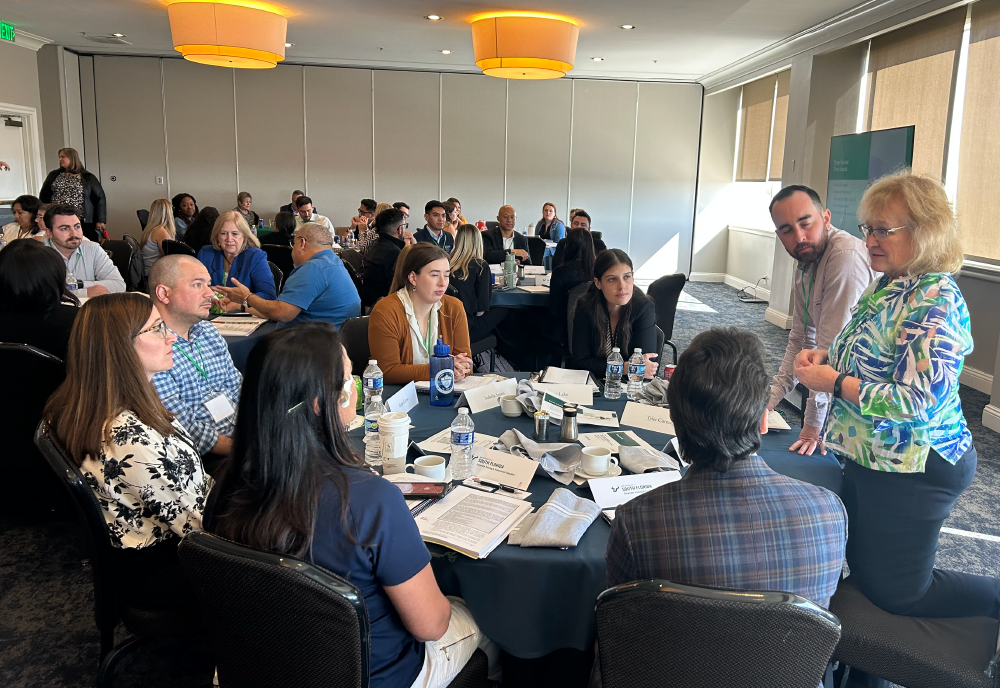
[150,254,242,458]
[482,204,530,264]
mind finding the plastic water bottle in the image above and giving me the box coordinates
[627,348,646,401]
[362,359,383,403]
[450,408,475,480]
[364,395,385,467]
[604,347,624,400]
[65,271,79,293]
[429,338,455,407]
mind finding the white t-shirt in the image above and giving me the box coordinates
[503,236,514,250]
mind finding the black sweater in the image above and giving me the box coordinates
[361,233,405,307]
[570,290,656,381]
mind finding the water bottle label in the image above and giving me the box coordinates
[451,431,474,446]
[364,417,378,434]
[434,369,455,394]
[628,363,645,377]
[606,363,623,377]
[364,377,383,391]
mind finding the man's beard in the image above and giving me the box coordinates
[794,232,829,264]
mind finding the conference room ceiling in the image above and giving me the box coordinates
[6,0,866,80]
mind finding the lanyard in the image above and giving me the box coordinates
[801,267,816,332]
[175,341,209,381]
[49,239,83,276]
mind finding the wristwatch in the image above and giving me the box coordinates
[833,372,848,399]
[241,295,250,312]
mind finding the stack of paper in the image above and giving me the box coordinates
[414,486,534,559]
[767,410,792,430]
[417,428,499,455]
[211,315,266,337]
[540,366,600,394]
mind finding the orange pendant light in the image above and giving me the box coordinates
[471,11,580,79]
[167,0,288,69]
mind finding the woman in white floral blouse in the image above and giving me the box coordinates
[45,293,212,592]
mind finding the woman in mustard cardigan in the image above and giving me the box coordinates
[368,243,473,384]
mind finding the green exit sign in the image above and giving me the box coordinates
[0,22,14,42]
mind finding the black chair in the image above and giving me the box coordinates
[136,208,149,231]
[162,239,196,257]
[596,579,841,688]
[526,236,546,266]
[262,244,294,287]
[654,326,664,376]
[0,344,67,517]
[268,261,284,294]
[646,273,686,364]
[34,421,203,688]
[104,238,143,292]
[340,247,364,275]
[123,233,146,292]
[565,281,591,358]
[344,261,363,298]
[340,316,370,376]
[178,531,488,688]
[830,576,1000,688]
[470,335,497,372]
[485,221,500,232]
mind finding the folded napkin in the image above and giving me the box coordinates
[636,377,670,407]
[507,488,601,548]
[619,446,681,474]
[497,428,583,485]
[514,380,545,415]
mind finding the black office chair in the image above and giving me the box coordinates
[646,273,686,364]
[340,316,370,376]
[0,344,68,517]
[344,261,363,298]
[526,236,546,266]
[268,261,284,294]
[34,421,203,688]
[136,208,149,231]
[178,531,488,688]
[123,233,146,292]
[596,579,841,688]
[444,284,497,372]
[262,244,294,287]
[485,221,500,232]
[830,576,1000,688]
[162,239,196,257]
[565,282,591,358]
[103,238,142,292]
[340,248,364,275]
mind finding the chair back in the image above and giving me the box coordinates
[596,580,841,688]
[646,273,686,340]
[103,239,143,292]
[162,239,197,257]
[565,282,591,356]
[344,261,363,297]
[654,325,664,375]
[340,248,364,274]
[123,234,146,291]
[178,531,370,688]
[267,261,284,294]
[526,236,546,266]
[262,245,294,285]
[340,317,370,376]
[136,209,149,231]
[485,221,500,232]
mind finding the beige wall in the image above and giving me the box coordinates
[0,40,46,193]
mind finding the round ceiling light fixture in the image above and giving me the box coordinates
[619,24,636,30]
[471,11,580,80]
[425,14,442,21]
[592,57,604,61]
[167,0,289,69]
[440,49,452,54]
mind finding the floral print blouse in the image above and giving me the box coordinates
[825,273,973,473]
[81,411,213,549]
[51,172,85,211]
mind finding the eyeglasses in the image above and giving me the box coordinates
[136,320,169,339]
[858,224,906,240]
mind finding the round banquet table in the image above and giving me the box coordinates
[348,377,843,659]
[489,286,550,309]
[223,321,278,373]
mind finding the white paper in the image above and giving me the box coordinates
[767,410,792,430]
[415,486,533,559]
[588,472,682,509]
[418,429,499,455]
[519,286,549,293]
[463,377,518,414]
[462,479,531,500]
[204,394,236,422]
[414,375,499,394]
[472,448,538,490]
[386,381,418,413]
[620,402,675,435]
[540,367,592,385]
[211,316,266,337]
[577,407,620,428]
[578,431,653,453]
[522,265,546,275]
[532,382,593,405]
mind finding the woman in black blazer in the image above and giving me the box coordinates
[571,249,659,382]
[449,224,508,342]
[39,147,107,242]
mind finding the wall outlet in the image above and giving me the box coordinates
[155,176,164,185]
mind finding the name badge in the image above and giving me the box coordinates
[204,393,236,423]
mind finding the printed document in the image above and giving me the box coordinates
[211,316,266,337]
[415,486,533,559]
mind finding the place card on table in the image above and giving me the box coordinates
[386,381,418,413]
[577,407,620,428]
[588,471,682,510]
[522,265,546,275]
[578,430,653,453]
[472,448,539,490]
[418,428,499,455]
[532,382,593,405]
[464,377,518,414]
[620,402,675,435]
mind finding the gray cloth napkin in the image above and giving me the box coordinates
[507,488,601,548]
[618,446,681,474]
[636,376,670,406]
[497,428,583,485]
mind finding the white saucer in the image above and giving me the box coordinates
[576,464,622,480]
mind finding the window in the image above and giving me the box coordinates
[735,70,789,182]
[769,71,791,181]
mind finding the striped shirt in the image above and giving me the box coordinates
[606,455,847,608]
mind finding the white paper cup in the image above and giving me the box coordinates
[379,412,410,473]
[581,446,618,476]
[500,394,521,418]
[413,455,447,481]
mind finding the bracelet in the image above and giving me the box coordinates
[833,372,848,399]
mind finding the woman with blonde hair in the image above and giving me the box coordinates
[197,209,275,305]
[534,202,565,242]
[449,224,507,342]
[39,147,107,242]
[795,172,999,623]
[139,198,177,277]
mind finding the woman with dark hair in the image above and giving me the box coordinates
[44,293,210,601]
[547,227,595,347]
[39,147,107,242]
[1,194,43,245]
[368,242,473,384]
[571,249,659,382]
[171,193,199,242]
[182,206,220,254]
[206,324,496,687]
[261,210,296,247]
[449,224,508,343]
[0,239,79,359]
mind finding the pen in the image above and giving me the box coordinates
[473,478,517,493]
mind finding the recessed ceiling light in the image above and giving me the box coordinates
[425,14,442,21]
[592,57,604,62]
[112,32,125,37]
[440,49,452,54]
[619,24,636,30]
[285,42,294,47]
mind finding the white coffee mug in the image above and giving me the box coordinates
[379,412,410,473]
[581,446,619,476]
[412,455,447,481]
[499,394,521,418]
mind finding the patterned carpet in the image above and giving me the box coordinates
[1,282,997,688]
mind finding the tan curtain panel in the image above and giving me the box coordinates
[958,0,1000,263]
[864,8,965,180]
[736,74,776,181]
[769,70,791,181]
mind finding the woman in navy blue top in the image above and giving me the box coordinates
[206,323,495,688]
[197,210,276,304]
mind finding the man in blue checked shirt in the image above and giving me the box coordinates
[606,327,847,609]
[149,255,242,457]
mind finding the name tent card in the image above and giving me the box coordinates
[386,381,418,414]
[532,382,593,405]
[620,402,675,435]
[464,377,518,414]
[588,472,682,510]
[472,449,539,490]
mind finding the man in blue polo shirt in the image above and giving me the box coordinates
[215,222,360,329]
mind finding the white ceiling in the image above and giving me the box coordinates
[4,0,868,80]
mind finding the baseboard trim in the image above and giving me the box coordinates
[960,367,994,395]
[983,404,1000,434]
[722,274,771,301]
[689,272,725,283]
[765,307,794,330]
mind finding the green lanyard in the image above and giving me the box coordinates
[175,341,208,381]
[801,267,816,332]
[422,322,434,359]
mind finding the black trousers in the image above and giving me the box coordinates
[468,307,509,343]
[842,445,1000,618]
[81,222,101,243]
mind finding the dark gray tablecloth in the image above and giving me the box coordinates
[223,321,278,373]
[350,377,843,658]
[490,286,549,309]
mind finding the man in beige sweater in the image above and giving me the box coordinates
[767,185,876,456]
